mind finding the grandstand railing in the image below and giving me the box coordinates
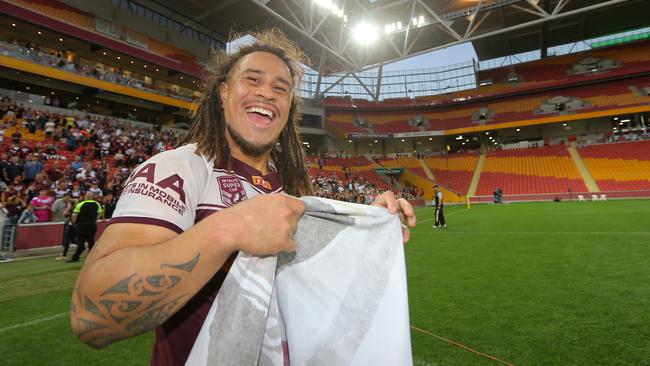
[0,41,198,102]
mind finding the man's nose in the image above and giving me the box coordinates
[254,85,275,101]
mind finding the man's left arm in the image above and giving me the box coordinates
[371,191,416,243]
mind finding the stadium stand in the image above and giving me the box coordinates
[578,140,650,191]
[325,75,650,134]
[475,145,588,195]
[425,153,479,195]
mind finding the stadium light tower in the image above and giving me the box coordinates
[352,22,379,46]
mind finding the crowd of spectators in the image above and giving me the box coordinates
[311,172,421,203]
[311,174,381,204]
[0,96,183,225]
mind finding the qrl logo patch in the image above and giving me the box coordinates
[218,176,247,206]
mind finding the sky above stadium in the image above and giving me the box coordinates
[381,42,478,72]
[227,35,478,73]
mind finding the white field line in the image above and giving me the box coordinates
[0,312,67,333]
[411,230,650,235]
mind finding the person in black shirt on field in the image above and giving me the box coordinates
[67,192,103,262]
[432,184,446,228]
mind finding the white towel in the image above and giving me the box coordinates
[186,196,412,366]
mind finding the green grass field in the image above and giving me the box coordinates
[1,200,650,365]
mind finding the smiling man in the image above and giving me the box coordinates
[70,29,415,365]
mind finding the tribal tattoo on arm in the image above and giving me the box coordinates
[72,253,200,348]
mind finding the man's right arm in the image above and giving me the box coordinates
[70,193,305,349]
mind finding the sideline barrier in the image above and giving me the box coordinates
[470,190,650,203]
[14,221,109,251]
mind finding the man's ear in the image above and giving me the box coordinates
[219,82,228,105]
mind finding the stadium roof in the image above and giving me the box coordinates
[142,0,650,74]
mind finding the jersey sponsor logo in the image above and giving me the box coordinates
[251,176,272,190]
[121,163,187,215]
[218,175,247,206]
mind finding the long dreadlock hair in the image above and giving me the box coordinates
[180,29,312,197]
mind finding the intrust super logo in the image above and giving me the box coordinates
[122,163,187,215]
[217,175,247,206]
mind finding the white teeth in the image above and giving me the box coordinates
[245,106,274,119]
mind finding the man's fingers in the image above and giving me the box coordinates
[401,224,410,243]
[283,194,307,215]
[397,198,416,227]
[377,191,398,214]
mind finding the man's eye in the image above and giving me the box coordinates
[247,77,259,83]
[274,86,287,93]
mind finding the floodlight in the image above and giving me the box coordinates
[352,22,379,45]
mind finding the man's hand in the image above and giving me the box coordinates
[217,193,306,256]
[371,191,417,243]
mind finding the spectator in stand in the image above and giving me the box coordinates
[1,183,25,222]
[32,172,51,192]
[70,182,82,200]
[23,154,43,185]
[66,129,78,151]
[10,129,21,144]
[18,142,32,159]
[76,161,96,184]
[27,119,37,134]
[47,160,64,182]
[18,204,37,224]
[70,156,83,173]
[88,181,102,198]
[114,150,125,166]
[4,156,23,183]
[37,112,47,130]
[31,189,54,222]
[7,143,20,157]
[52,179,71,198]
[0,152,9,183]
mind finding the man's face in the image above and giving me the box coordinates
[219,51,293,157]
